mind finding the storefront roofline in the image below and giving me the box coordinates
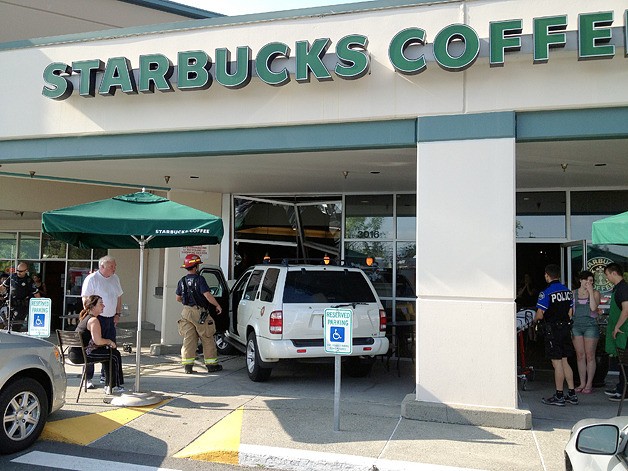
[517,107,628,142]
[0,0,452,52]
[0,119,418,164]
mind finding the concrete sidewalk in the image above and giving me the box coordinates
[44,330,621,471]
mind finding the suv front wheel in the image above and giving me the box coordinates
[246,332,272,382]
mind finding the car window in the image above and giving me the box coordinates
[201,271,225,297]
[243,269,264,301]
[260,268,280,302]
[283,270,377,303]
[232,270,252,307]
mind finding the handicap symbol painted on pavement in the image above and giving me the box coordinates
[330,326,345,342]
[34,313,45,327]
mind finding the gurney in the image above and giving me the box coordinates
[516,309,536,390]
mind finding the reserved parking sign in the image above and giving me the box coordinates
[324,308,353,355]
[28,298,52,337]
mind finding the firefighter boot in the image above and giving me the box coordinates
[184,364,194,374]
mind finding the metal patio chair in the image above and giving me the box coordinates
[56,329,112,403]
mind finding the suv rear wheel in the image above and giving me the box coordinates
[246,332,272,382]
[0,377,49,455]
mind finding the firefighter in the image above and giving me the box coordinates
[175,253,223,374]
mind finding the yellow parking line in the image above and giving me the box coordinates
[173,406,243,465]
[41,399,171,446]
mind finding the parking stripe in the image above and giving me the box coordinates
[41,399,171,445]
[12,451,181,471]
[173,406,243,464]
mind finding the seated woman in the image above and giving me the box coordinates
[69,294,124,394]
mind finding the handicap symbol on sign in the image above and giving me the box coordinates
[34,313,45,327]
[330,326,345,342]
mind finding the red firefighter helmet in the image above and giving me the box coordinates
[181,253,202,269]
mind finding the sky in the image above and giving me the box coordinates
[174,0,371,16]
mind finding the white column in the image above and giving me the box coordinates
[414,137,518,412]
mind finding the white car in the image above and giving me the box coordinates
[224,263,389,382]
[565,416,628,470]
[0,331,66,454]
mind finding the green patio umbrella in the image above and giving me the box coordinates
[592,211,628,244]
[42,190,223,405]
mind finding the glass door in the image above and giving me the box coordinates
[560,240,587,289]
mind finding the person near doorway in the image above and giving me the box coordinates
[32,272,47,298]
[176,253,223,374]
[603,262,628,401]
[2,262,41,332]
[534,263,577,406]
[516,273,538,309]
[81,255,124,389]
[571,270,601,394]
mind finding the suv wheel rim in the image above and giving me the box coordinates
[4,391,41,442]
[246,339,256,374]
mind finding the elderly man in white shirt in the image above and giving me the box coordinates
[81,255,124,389]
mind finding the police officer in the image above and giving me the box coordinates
[535,263,577,406]
[175,254,223,374]
[2,262,40,332]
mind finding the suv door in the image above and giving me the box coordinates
[237,268,265,336]
[229,268,253,338]
[199,267,229,333]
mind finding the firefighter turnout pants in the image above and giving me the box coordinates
[178,305,219,366]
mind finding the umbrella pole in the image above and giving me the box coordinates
[111,235,162,407]
[134,239,145,393]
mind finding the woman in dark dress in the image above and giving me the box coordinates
[69,294,124,394]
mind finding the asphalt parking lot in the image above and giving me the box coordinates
[22,331,625,471]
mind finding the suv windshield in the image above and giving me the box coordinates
[283,270,377,303]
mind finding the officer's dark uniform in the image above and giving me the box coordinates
[2,272,38,332]
[536,280,574,360]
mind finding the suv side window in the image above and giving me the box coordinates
[260,268,280,302]
[244,269,264,301]
[201,271,224,296]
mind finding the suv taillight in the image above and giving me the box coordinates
[269,310,283,334]
[379,309,387,332]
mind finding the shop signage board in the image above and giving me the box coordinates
[42,11,622,100]
[28,298,52,337]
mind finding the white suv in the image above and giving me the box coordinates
[225,263,389,381]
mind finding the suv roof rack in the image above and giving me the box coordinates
[260,257,345,267]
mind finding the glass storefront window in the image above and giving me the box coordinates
[298,202,341,258]
[94,249,108,260]
[345,195,394,240]
[18,233,40,259]
[516,192,566,239]
[234,198,297,243]
[68,245,92,260]
[42,233,66,259]
[0,232,17,260]
[571,190,628,240]
[396,194,416,240]
[66,262,93,294]
[396,242,416,298]
[345,241,393,297]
